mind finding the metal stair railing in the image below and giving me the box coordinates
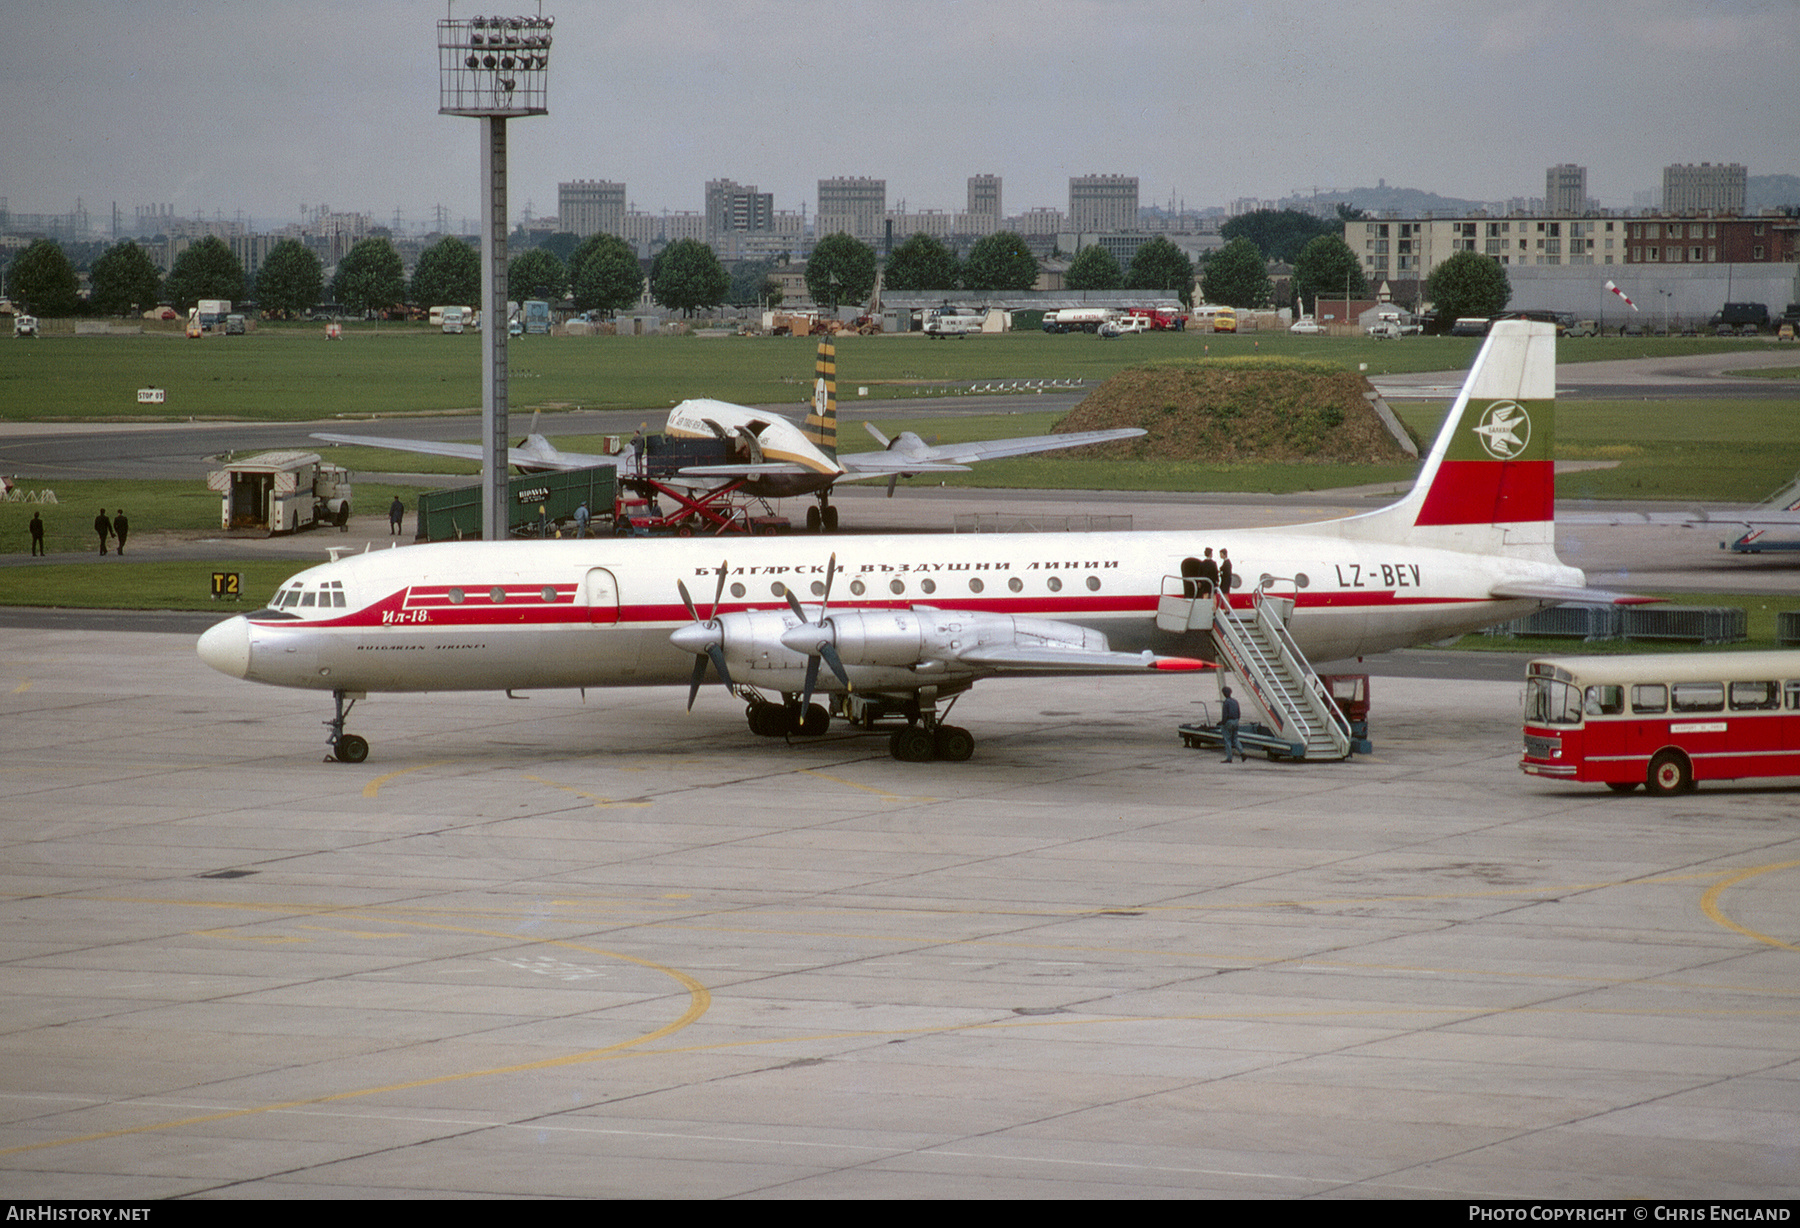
[1208,580,1351,760]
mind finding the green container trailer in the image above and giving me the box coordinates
[416,466,617,541]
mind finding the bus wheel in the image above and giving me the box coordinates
[1605,781,1639,794]
[1647,750,1694,796]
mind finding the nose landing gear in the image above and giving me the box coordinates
[324,689,370,763]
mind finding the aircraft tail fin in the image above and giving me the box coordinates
[1338,319,1558,561]
[802,338,838,461]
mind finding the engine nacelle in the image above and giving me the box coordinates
[713,609,812,672]
[781,609,1113,668]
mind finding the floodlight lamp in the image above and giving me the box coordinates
[499,77,516,93]
[465,54,478,68]
[482,53,496,67]
[543,15,554,28]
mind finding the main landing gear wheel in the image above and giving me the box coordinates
[888,724,974,762]
[335,734,369,764]
[822,505,838,532]
[747,702,787,738]
[890,726,935,762]
[1647,750,1694,796]
[933,725,974,762]
[790,703,830,737]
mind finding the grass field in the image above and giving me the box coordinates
[0,559,308,611]
[4,323,1787,424]
[1,478,439,555]
[312,391,1800,505]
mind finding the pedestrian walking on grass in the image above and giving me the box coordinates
[112,510,129,555]
[29,511,46,556]
[94,509,111,555]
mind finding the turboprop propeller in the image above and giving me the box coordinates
[777,553,851,710]
[670,559,733,711]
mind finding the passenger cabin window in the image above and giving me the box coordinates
[1584,685,1624,716]
[1730,681,1779,711]
[1671,682,1724,713]
[1631,684,1667,714]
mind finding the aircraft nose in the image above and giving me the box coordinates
[198,616,251,679]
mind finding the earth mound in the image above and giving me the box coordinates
[1053,358,1416,463]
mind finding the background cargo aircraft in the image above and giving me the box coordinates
[208,321,1639,765]
[315,339,1145,531]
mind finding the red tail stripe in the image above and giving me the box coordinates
[1415,459,1553,526]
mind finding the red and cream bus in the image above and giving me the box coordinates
[1521,651,1800,795]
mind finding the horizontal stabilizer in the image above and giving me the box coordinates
[1489,581,1661,606]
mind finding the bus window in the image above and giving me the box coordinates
[1671,682,1724,713]
[1584,685,1624,715]
[1631,684,1667,714]
[1787,681,1800,711]
[1730,681,1779,711]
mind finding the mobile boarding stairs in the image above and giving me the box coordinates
[1160,578,1370,761]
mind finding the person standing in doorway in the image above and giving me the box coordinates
[94,508,111,555]
[112,510,129,555]
[1197,547,1219,597]
[1217,548,1235,608]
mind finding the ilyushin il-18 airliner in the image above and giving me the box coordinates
[200,320,1638,764]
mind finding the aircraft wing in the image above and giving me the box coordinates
[310,432,615,471]
[952,646,1211,673]
[828,461,974,476]
[674,462,823,478]
[840,426,1145,473]
[1558,508,1800,530]
[1488,582,1662,606]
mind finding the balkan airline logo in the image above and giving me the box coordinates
[813,377,830,417]
[1472,400,1531,459]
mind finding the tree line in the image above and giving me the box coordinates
[3,213,1508,323]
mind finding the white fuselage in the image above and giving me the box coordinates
[199,525,1580,696]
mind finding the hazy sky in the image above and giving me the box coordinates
[4,0,1795,231]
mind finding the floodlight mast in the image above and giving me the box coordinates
[437,9,553,541]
